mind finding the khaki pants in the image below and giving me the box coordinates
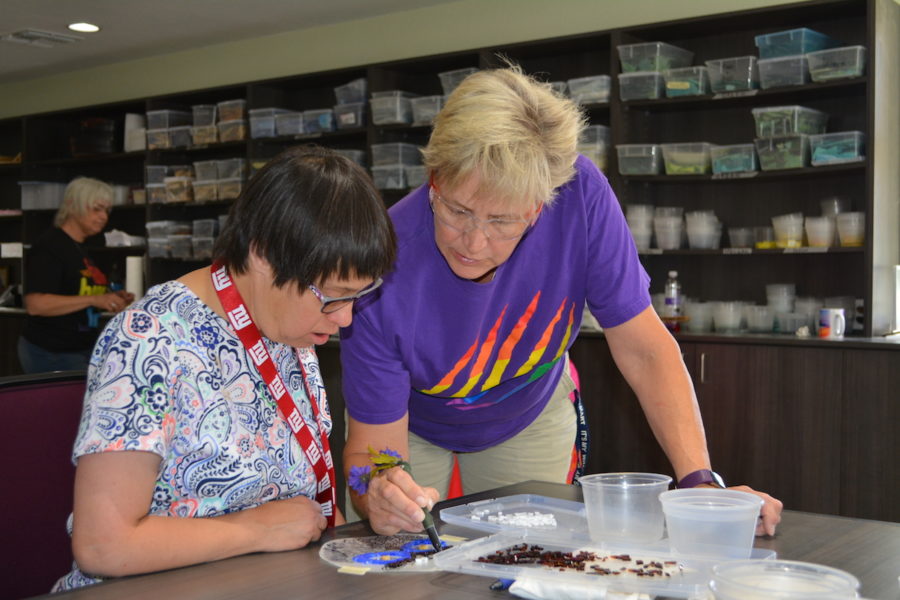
[344,361,576,522]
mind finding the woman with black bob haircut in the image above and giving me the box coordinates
[54,146,396,591]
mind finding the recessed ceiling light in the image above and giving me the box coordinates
[68,22,100,33]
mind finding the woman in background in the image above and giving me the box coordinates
[18,176,134,373]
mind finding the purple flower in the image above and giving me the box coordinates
[349,465,373,495]
[380,448,402,459]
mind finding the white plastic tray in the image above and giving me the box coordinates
[433,529,776,599]
[440,494,589,539]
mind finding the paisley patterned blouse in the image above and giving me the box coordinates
[54,281,332,590]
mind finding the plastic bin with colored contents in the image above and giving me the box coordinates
[705,56,759,93]
[806,45,866,82]
[809,131,865,166]
[618,72,665,101]
[751,105,828,137]
[664,66,710,97]
[617,41,693,73]
[754,27,840,59]
[660,142,713,175]
[248,108,290,138]
[616,144,663,175]
[710,144,758,174]
[755,134,810,170]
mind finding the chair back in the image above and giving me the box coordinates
[0,371,86,600]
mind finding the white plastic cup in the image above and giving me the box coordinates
[713,301,743,333]
[710,559,860,599]
[772,212,804,248]
[746,305,774,333]
[580,472,672,545]
[660,488,763,559]
[728,227,754,249]
[836,212,865,247]
[684,302,713,332]
[805,216,835,247]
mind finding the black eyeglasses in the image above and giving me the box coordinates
[307,278,384,314]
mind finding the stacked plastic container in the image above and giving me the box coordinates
[566,74,611,105]
[217,99,247,143]
[145,110,191,150]
[617,41,693,101]
[146,219,220,260]
[752,105,827,170]
[370,142,423,190]
[191,104,218,145]
[371,91,418,126]
[249,108,290,138]
[578,125,610,173]
[754,28,839,90]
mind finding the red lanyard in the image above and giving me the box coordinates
[210,262,336,527]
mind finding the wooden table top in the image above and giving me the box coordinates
[40,481,900,600]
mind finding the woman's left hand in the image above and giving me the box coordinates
[728,485,783,536]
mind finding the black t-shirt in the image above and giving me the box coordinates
[22,227,108,352]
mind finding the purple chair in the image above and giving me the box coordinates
[0,371,86,600]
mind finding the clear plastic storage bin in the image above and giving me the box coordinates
[752,105,828,137]
[248,108,290,138]
[147,238,169,258]
[333,103,366,129]
[191,105,216,127]
[217,119,247,142]
[146,109,190,130]
[303,109,335,133]
[19,181,66,210]
[664,66,710,97]
[404,165,428,189]
[371,166,406,190]
[275,112,304,136]
[806,45,866,81]
[618,72,665,101]
[566,75,611,104]
[335,149,366,166]
[191,125,217,145]
[192,237,215,260]
[705,56,759,93]
[146,183,166,204]
[371,142,422,166]
[710,144,758,174]
[755,134,810,170]
[217,99,247,122]
[411,95,445,126]
[191,219,218,238]
[216,158,246,180]
[758,55,810,89]
[168,126,192,148]
[809,131,865,165]
[145,220,173,238]
[617,41,694,73]
[168,234,193,259]
[217,178,244,201]
[334,78,367,104]
[438,67,478,95]
[371,92,416,125]
[193,160,218,182]
[616,144,663,175]
[146,129,170,150]
[191,180,217,203]
[660,142,713,175]
[164,177,193,204]
[145,165,168,185]
[754,27,840,59]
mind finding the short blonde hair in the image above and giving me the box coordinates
[54,177,113,227]
[422,64,585,208]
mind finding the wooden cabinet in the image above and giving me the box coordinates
[686,342,843,515]
[570,334,898,522]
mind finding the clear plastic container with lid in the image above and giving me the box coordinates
[754,27,840,59]
[617,41,693,73]
[191,104,216,127]
[216,158,246,180]
[168,126,192,148]
[217,119,247,142]
[192,160,218,182]
[217,177,244,201]
[191,180,218,203]
[333,103,366,129]
[371,142,422,166]
[146,129,170,150]
[616,144,662,175]
[191,125,217,145]
[664,66,710,97]
[334,78,367,105]
[566,75,611,105]
[758,55,810,89]
[806,45,866,82]
[146,109,191,130]
[164,177,193,204]
[248,108,290,138]
[275,112,304,136]
[705,56,759,93]
[371,91,417,125]
[809,131,865,166]
[217,99,247,122]
[411,95,445,126]
[303,109,335,133]
[192,218,218,238]
[711,559,859,600]
[404,165,428,189]
[618,72,665,101]
[710,144,758,174]
[192,237,215,260]
[335,149,366,166]
[438,67,478,95]
[371,165,406,190]
[660,142,713,175]
[755,134,810,170]
[752,105,828,137]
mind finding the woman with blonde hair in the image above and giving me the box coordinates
[18,176,134,373]
[340,65,782,537]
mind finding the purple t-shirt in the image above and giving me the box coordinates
[340,155,650,451]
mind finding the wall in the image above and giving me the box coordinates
[0,0,813,118]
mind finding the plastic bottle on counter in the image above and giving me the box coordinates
[663,270,682,332]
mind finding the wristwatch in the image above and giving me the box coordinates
[677,469,726,489]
